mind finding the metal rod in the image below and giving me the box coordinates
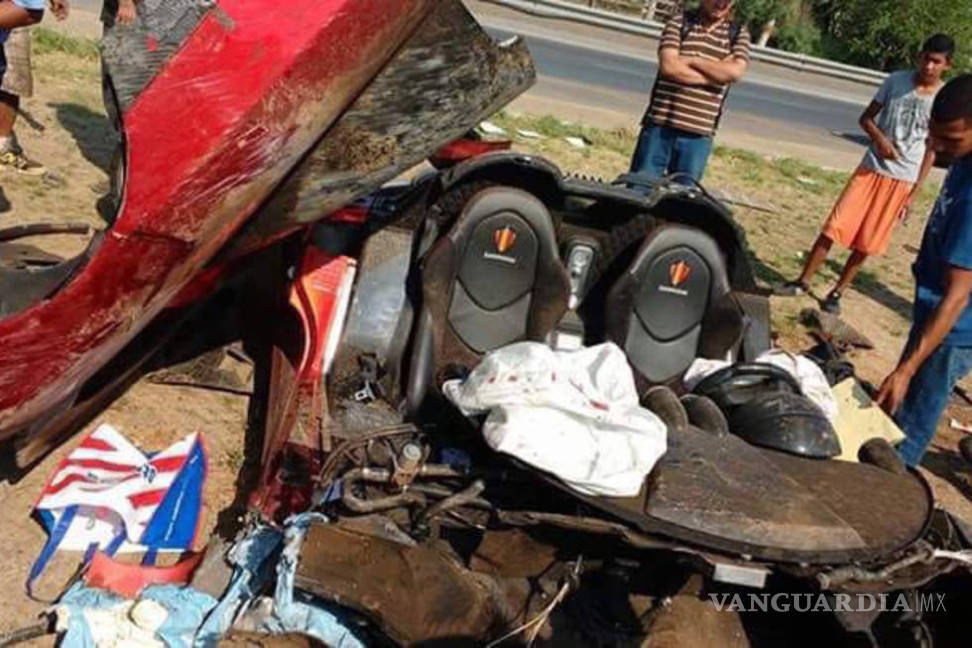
[340,467,427,513]
[416,479,487,525]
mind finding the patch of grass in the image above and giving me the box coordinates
[820,259,883,290]
[713,145,763,166]
[491,111,637,158]
[773,157,846,192]
[32,27,100,60]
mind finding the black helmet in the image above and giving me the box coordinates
[694,363,841,459]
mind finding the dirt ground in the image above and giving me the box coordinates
[2,28,972,638]
[0,38,253,631]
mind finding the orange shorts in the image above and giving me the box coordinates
[821,167,913,256]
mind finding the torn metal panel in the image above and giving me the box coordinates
[250,249,357,521]
[0,0,432,454]
[572,425,934,565]
[295,521,515,645]
[220,0,536,259]
[101,0,212,111]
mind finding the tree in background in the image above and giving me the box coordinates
[726,0,822,53]
[676,0,824,54]
[674,0,971,72]
[822,0,971,73]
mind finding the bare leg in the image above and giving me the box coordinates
[831,250,868,296]
[0,90,18,140]
[796,234,833,285]
[0,89,42,172]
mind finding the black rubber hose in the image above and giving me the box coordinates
[0,222,92,243]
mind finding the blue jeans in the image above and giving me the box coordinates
[895,327,972,466]
[629,123,714,183]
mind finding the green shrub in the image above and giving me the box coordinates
[32,27,100,60]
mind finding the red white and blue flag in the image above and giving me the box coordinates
[29,424,206,594]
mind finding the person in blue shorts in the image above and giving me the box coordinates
[0,0,44,173]
[876,74,972,467]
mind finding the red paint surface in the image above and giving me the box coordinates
[0,0,430,439]
[430,138,512,169]
[252,248,356,521]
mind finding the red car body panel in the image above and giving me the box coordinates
[0,0,431,440]
[252,247,357,520]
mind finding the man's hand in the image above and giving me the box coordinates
[658,47,710,86]
[859,101,902,161]
[117,0,136,25]
[877,267,972,418]
[687,55,748,85]
[48,0,68,21]
[876,365,915,416]
[875,136,899,161]
[898,196,914,223]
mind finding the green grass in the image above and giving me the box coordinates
[32,27,100,60]
[491,111,638,158]
[491,112,886,197]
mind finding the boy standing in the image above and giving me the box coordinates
[779,35,954,313]
[875,74,972,467]
[629,0,751,183]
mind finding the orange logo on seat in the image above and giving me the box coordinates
[494,227,517,254]
[669,261,692,287]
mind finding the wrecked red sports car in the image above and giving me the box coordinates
[1,1,971,646]
[0,0,532,467]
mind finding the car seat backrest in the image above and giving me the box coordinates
[606,225,743,387]
[406,187,570,413]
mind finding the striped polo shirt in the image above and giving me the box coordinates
[645,13,751,137]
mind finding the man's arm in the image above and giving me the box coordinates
[687,55,749,84]
[655,15,710,86]
[876,265,972,414]
[688,25,751,84]
[859,100,898,161]
[900,146,937,221]
[658,47,711,86]
[0,0,43,27]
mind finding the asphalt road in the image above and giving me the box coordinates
[487,26,864,136]
[63,0,870,166]
[468,1,873,166]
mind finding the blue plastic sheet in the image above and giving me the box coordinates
[194,513,365,647]
[57,515,364,648]
[58,583,216,648]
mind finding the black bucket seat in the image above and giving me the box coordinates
[406,186,570,412]
[606,224,746,389]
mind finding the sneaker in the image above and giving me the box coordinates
[776,280,808,297]
[822,291,842,314]
[0,149,45,175]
